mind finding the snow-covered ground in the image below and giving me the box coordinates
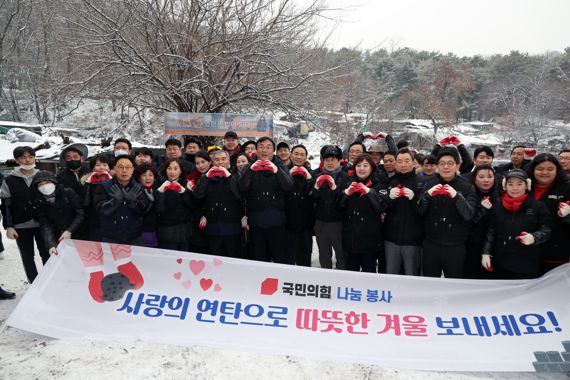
[0,237,565,380]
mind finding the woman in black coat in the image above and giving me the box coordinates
[481,169,552,279]
[463,164,499,279]
[526,153,570,275]
[154,158,193,251]
[338,154,386,273]
[32,171,84,255]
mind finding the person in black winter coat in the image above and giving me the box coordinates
[56,143,90,197]
[135,163,159,248]
[284,145,315,266]
[382,148,425,275]
[526,154,570,275]
[186,151,211,254]
[193,150,244,258]
[494,145,533,174]
[0,146,49,283]
[238,137,294,264]
[311,145,349,269]
[154,158,193,251]
[338,154,386,273]
[80,154,113,242]
[482,169,552,279]
[430,136,474,175]
[93,155,152,245]
[463,165,499,279]
[417,147,477,278]
[32,171,84,255]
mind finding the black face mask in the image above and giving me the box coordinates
[66,159,82,170]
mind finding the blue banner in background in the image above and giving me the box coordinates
[165,113,273,137]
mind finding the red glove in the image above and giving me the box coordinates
[481,196,492,209]
[207,167,231,179]
[118,262,144,289]
[199,216,207,229]
[163,181,184,193]
[290,166,312,179]
[88,171,112,184]
[88,271,105,303]
[363,131,386,140]
[397,184,406,197]
[516,231,535,245]
[524,148,537,160]
[344,182,363,196]
[315,175,332,190]
[251,160,273,172]
[449,136,461,145]
[187,180,196,191]
[439,136,452,146]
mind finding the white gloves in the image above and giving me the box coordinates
[389,187,400,199]
[59,230,72,241]
[481,254,492,271]
[516,232,535,246]
[241,216,249,231]
[199,216,207,230]
[558,202,570,217]
[481,196,492,209]
[6,227,18,240]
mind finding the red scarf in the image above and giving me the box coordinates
[501,193,528,212]
[533,183,553,201]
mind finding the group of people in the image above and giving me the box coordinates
[1,129,569,300]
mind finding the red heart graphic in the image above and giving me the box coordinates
[173,272,182,280]
[200,278,213,291]
[190,260,205,275]
[176,258,182,264]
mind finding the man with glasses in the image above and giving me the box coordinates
[239,137,293,264]
[418,147,477,278]
[559,149,570,181]
[93,155,152,245]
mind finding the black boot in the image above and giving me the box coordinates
[0,286,16,300]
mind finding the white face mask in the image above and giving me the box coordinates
[20,163,35,171]
[38,183,56,195]
[114,149,129,157]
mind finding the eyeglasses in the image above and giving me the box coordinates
[116,165,133,170]
[438,161,456,167]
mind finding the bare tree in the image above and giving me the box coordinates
[61,0,343,115]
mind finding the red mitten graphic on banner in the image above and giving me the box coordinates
[88,271,105,303]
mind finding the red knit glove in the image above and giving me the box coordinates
[207,167,231,179]
[524,148,537,160]
[290,166,312,179]
[344,182,362,196]
[251,160,274,172]
[558,201,570,217]
[118,262,144,289]
[315,175,332,190]
[87,171,112,184]
[439,136,452,146]
[88,271,105,303]
[163,181,184,193]
[449,136,461,145]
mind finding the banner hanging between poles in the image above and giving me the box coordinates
[164,112,273,137]
[7,239,570,373]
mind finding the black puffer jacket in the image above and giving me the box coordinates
[467,187,500,246]
[382,171,426,246]
[154,178,193,226]
[193,173,243,235]
[533,180,570,265]
[482,194,552,274]
[238,156,293,228]
[310,167,348,222]
[285,166,315,231]
[417,174,478,245]
[33,185,84,250]
[338,176,386,254]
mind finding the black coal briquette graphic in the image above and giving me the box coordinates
[101,272,134,302]
[533,340,570,372]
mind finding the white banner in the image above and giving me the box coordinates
[7,239,570,372]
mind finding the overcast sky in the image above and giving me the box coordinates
[314,0,570,56]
